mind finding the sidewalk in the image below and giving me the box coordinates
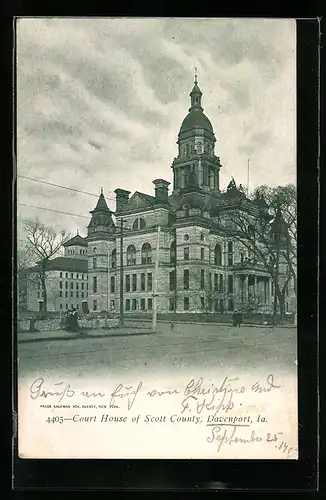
[18,327,155,343]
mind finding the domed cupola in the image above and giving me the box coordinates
[171,70,222,196]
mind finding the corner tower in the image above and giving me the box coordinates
[172,73,222,195]
[87,189,115,312]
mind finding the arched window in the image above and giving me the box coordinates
[214,243,222,266]
[80,249,82,254]
[111,248,116,269]
[139,218,146,229]
[141,243,152,264]
[170,240,176,264]
[126,245,136,266]
[93,247,97,253]
[184,234,189,242]
[132,219,139,230]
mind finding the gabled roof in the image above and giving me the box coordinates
[63,234,88,247]
[28,257,88,274]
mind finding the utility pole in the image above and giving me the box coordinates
[152,225,161,332]
[173,227,177,313]
[119,218,127,327]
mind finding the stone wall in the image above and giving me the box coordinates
[17,317,119,332]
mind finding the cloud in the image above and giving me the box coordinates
[16,18,296,236]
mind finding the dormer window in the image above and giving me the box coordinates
[132,217,146,231]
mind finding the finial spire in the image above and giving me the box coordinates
[101,187,103,195]
[194,67,198,84]
[77,229,79,235]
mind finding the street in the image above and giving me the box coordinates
[18,321,297,380]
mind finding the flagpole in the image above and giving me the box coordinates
[247,158,250,196]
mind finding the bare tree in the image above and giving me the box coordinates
[213,195,293,320]
[23,219,70,312]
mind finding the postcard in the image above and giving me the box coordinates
[16,17,297,459]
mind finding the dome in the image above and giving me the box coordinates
[179,110,214,135]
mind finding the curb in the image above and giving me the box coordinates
[18,330,155,344]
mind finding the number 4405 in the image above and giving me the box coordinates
[46,416,63,424]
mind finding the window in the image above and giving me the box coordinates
[201,296,205,309]
[183,269,189,290]
[200,232,204,241]
[66,303,68,309]
[147,298,152,311]
[93,300,97,311]
[219,274,223,292]
[200,270,205,290]
[60,281,63,289]
[214,244,222,266]
[169,270,176,291]
[65,273,68,278]
[65,281,68,289]
[140,298,146,311]
[132,219,139,230]
[60,303,63,309]
[141,243,152,264]
[111,249,116,269]
[80,249,82,254]
[133,218,146,230]
[184,247,189,260]
[81,292,84,298]
[169,298,176,312]
[93,247,97,253]
[70,282,74,289]
[65,291,68,298]
[228,298,234,311]
[93,257,97,269]
[125,274,130,292]
[82,282,84,290]
[227,275,233,293]
[140,273,145,291]
[37,291,40,299]
[214,273,218,291]
[201,247,204,260]
[60,272,62,278]
[147,273,152,291]
[139,218,146,229]
[209,272,212,291]
[76,274,79,279]
[93,276,97,293]
[76,282,79,290]
[127,245,136,266]
[71,273,74,279]
[126,299,130,311]
[132,298,137,311]
[197,142,202,154]
[77,304,79,310]
[110,276,115,293]
[111,300,115,310]
[240,252,244,263]
[228,253,234,266]
[59,290,62,297]
[70,291,73,297]
[170,240,176,264]
[132,274,137,291]
[184,234,189,242]
[76,291,79,298]
[184,297,189,311]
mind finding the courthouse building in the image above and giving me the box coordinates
[27,77,293,315]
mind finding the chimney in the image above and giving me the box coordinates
[114,188,131,213]
[153,179,170,200]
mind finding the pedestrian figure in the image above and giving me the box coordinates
[236,310,243,327]
[170,322,175,331]
[232,310,238,327]
[70,307,78,332]
[64,308,72,331]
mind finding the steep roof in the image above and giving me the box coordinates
[90,192,111,213]
[28,257,88,274]
[63,234,88,247]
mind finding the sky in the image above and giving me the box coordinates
[16,17,296,238]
